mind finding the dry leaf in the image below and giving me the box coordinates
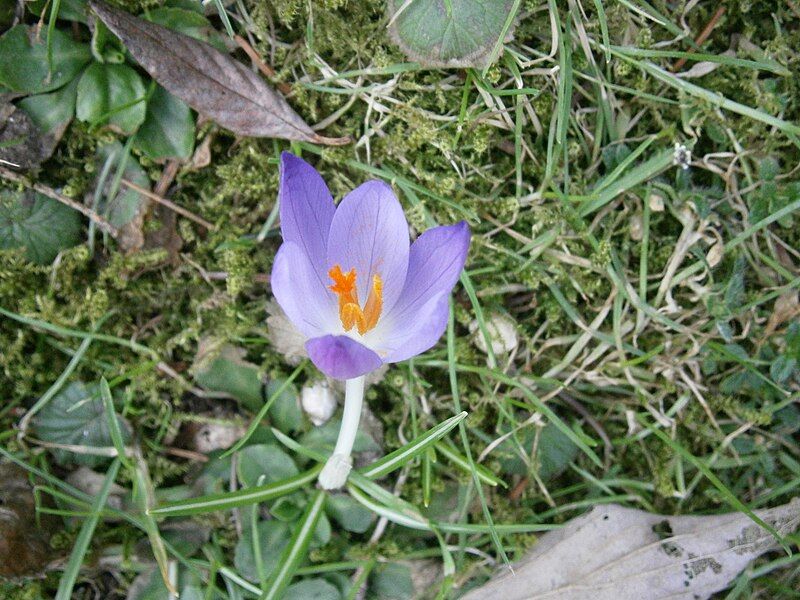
[463,500,800,600]
[88,0,348,145]
[0,103,59,169]
[0,463,58,580]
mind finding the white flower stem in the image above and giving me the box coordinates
[318,375,365,490]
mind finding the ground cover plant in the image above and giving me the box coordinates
[1,0,800,598]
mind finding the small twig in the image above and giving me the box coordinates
[671,6,726,72]
[163,446,209,462]
[233,34,293,95]
[0,166,119,238]
[120,178,215,230]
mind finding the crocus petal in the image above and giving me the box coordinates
[279,152,336,288]
[271,242,338,338]
[381,292,450,363]
[306,335,383,379]
[326,181,409,313]
[385,221,470,323]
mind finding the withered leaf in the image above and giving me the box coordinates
[88,0,348,145]
[0,102,59,170]
[463,500,800,600]
[0,463,59,580]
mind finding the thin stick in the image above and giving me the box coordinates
[671,6,726,72]
[0,166,119,238]
[233,34,292,95]
[120,178,215,230]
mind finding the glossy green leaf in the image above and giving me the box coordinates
[0,189,82,264]
[76,62,146,133]
[31,381,131,467]
[387,0,518,68]
[134,85,195,160]
[0,25,90,93]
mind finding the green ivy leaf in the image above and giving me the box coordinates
[76,62,146,134]
[0,25,91,93]
[19,76,80,135]
[26,0,89,24]
[134,85,195,161]
[387,0,518,68]
[145,7,227,51]
[31,381,131,467]
[0,189,82,264]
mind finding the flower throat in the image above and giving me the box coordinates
[329,265,383,335]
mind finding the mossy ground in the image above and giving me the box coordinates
[2,0,800,598]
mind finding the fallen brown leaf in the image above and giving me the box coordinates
[0,463,59,580]
[462,500,800,600]
[88,0,349,145]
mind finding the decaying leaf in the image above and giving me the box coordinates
[88,0,348,145]
[0,463,58,580]
[0,102,58,169]
[387,0,519,69]
[462,500,800,600]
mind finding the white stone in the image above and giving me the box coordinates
[471,313,519,355]
[301,381,337,426]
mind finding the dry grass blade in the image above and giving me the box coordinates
[88,0,349,145]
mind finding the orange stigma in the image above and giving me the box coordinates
[328,265,383,335]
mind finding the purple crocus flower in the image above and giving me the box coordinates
[270,153,470,489]
[271,152,470,381]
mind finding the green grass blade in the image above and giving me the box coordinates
[433,442,506,488]
[260,490,327,600]
[99,377,130,466]
[55,458,121,600]
[579,148,674,216]
[359,411,468,479]
[221,361,306,457]
[642,418,790,554]
[149,465,323,517]
[609,48,800,141]
[447,302,508,565]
